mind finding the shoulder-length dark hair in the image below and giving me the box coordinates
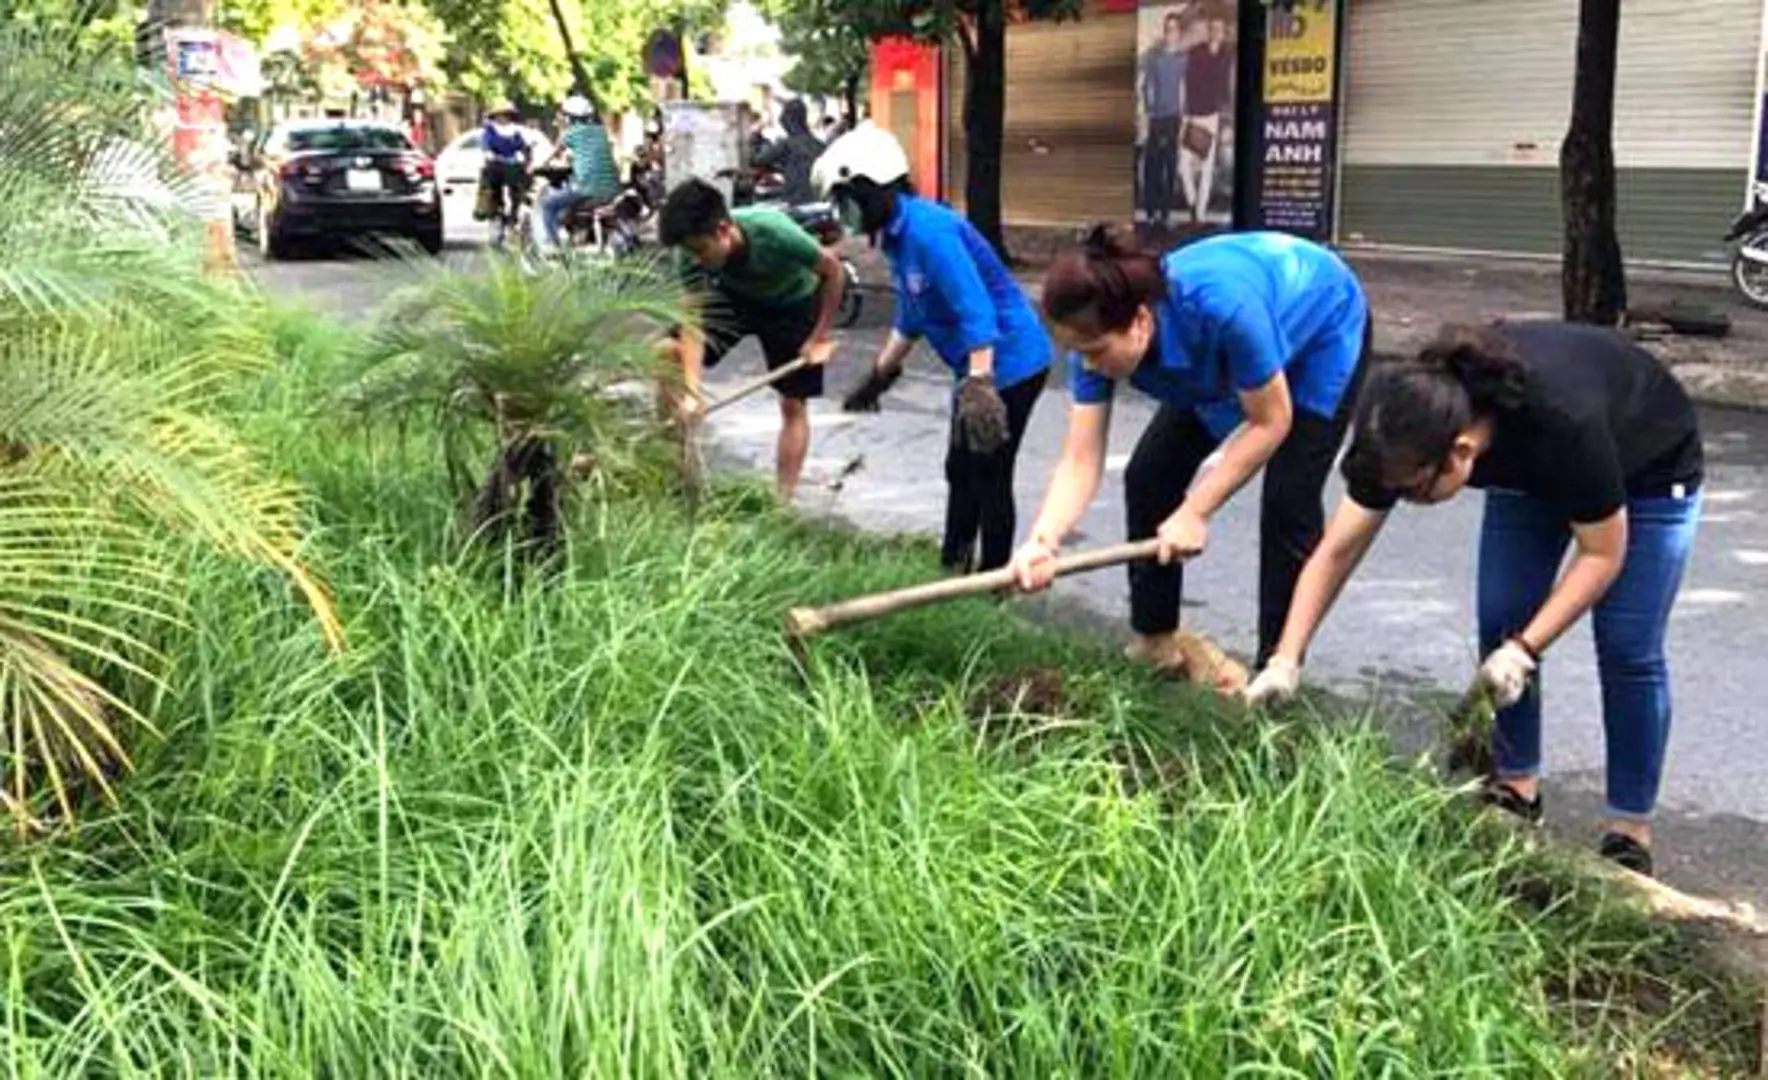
[1343,323,1530,487]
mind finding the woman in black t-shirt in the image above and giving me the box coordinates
[1244,323,1703,877]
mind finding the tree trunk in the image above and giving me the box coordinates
[1560,0,1626,325]
[963,0,1009,259]
[544,0,597,109]
[844,73,861,129]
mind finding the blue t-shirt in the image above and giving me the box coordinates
[1068,231,1368,438]
[482,123,529,162]
[884,194,1052,390]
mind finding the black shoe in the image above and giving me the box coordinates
[1479,780,1544,826]
[1598,832,1654,877]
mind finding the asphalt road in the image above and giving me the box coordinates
[244,240,1768,908]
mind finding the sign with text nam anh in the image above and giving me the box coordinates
[1254,0,1340,240]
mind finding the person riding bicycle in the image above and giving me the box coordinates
[477,101,531,229]
[538,93,620,252]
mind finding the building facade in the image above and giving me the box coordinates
[885,0,1764,269]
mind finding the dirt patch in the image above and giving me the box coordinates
[965,667,1068,720]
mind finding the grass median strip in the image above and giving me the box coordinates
[0,304,1757,1077]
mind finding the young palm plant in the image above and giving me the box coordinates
[0,21,341,830]
[344,253,688,555]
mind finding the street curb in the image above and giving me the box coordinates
[1364,347,1768,414]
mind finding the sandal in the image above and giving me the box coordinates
[1598,832,1654,878]
[1478,780,1544,826]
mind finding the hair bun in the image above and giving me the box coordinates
[1079,222,1129,259]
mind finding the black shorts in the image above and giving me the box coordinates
[684,289,823,400]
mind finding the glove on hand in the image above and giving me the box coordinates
[1244,656,1301,707]
[955,373,1009,454]
[841,365,901,412]
[1477,640,1537,709]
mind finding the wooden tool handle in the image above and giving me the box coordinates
[703,356,815,416]
[784,539,1163,638]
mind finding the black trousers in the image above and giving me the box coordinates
[1124,350,1369,667]
[943,372,1047,573]
[1141,117,1181,222]
[480,160,528,222]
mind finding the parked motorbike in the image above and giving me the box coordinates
[1725,181,1768,308]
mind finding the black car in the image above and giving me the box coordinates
[235,118,443,259]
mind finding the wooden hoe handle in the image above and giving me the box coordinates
[785,539,1163,638]
[703,356,816,416]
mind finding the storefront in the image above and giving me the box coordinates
[870,39,943,197]
[939,0,1141,229]
[1338,0,1761,267]
[886,0,1761,269]
[904,0,1321,248]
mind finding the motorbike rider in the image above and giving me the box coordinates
[817,124,1053,574]
[537,93,620,252]
[476,101,531,227]
[753,98,825,206]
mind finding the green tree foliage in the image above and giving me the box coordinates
[761,0,870,120]
[419,0,726,115]
[0,0,143,53]
[213,0,349,42]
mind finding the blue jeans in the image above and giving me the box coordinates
[541,188,600,247]
[1477,487,1701,819]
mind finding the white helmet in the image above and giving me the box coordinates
[562,94,593,120]
[812,122,910,198]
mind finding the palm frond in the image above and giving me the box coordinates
[346,253,688,429]
[0,18,344,828]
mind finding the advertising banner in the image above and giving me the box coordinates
[1134,0,1239,242]
[1254,0,1340,240]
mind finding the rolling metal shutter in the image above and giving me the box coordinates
[1339,0,1759,265]
[944,4,1137,226]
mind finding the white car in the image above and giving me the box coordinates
[434,126,555,231]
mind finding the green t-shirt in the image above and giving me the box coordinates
[680,207,823,309]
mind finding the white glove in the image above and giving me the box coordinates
[1244,656,1301,707]
[1477,640,1537,708]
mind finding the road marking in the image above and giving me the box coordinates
[1732,550,1768,566]
[1677,588,1749,606]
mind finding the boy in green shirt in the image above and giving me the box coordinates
[659,178,845,502]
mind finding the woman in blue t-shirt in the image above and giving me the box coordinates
[1008,227,1369,679]
[817,125,1053,573]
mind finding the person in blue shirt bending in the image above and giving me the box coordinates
[813,125,1053,573]
[1008,226,1371,681]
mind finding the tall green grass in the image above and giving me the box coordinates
[0,308,1753,1077]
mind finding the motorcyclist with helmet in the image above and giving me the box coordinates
[537,94,621,253]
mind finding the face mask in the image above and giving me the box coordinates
[839,184,894,236]
[492,122,517,137]
[836,194,865,233]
